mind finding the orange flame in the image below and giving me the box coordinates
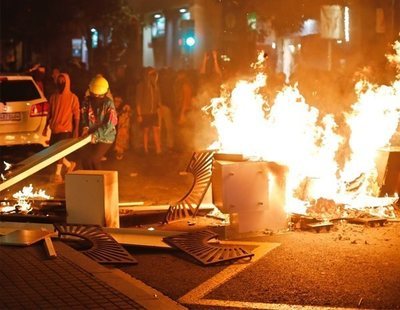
[207,44,400,217]
[0,184,53,214]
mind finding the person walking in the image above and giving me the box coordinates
[136,67,162,155]
[80,75,118,170]
[42,73,80,183]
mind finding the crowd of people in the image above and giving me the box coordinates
[28,48,398,183]
[28,50,225,183]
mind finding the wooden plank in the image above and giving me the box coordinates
[0,135,91,192]
[43,236,57,258]
[41,227,57,258]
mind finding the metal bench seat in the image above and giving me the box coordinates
[163,150,215,223]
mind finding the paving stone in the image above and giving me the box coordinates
[0,243,145,309]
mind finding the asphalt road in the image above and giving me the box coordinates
[1,146,400,309]
[114,221,400,310]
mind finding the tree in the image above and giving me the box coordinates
[1,0,137,67]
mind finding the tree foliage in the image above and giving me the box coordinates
[1,0,136,45]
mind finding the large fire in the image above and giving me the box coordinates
[206,42,400,219]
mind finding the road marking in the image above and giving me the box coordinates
[179,241,359,310]
[186,299,360,309]
[178,241,279,304]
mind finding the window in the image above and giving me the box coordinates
[0,80,41,102]
[152,16,166,38]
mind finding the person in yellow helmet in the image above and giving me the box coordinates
[80,74,118,169]
[83,74,114,100]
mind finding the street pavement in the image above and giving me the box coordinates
[0,237,184,309]
[1,148,400,309]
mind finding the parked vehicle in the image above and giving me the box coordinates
[0,75,50,147]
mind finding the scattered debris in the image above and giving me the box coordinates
[163,230,254,266]
[347,217,387,227]
[345,173,366,192]
[0,229,52,246]
[54,223,137,265]
[289,196,398,233]
[305,222,334,233]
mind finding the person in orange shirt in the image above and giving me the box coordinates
[43,73,80,183]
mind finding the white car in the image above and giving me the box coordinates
[0,75,50,147]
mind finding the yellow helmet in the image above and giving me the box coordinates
[89,74,109,96]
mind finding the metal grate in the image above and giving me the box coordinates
[164,150,215,223]
[54,223,137,264]
[163,230,254,266]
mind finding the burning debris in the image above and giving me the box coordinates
[3,161,12,172]
[0,184,56,216]
[206,42,400,227]
[0,161,12,181]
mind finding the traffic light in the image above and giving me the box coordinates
[180,20,196,53]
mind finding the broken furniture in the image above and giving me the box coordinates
[103,227,178,249]
[0,229,52,246]
[163,150,215,223]
[54,223,137,264]
[0,222,257,267]
[163,230,254,265]
[65,170,119,228]
[0,222,175,249]
[0,228,57,259]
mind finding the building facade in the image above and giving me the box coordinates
[134,0,400,79]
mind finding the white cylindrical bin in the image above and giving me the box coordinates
[65,170,120,228]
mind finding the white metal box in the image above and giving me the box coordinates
[65,170,119,228]
[375,146,400,196]
[212,160,287,233]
